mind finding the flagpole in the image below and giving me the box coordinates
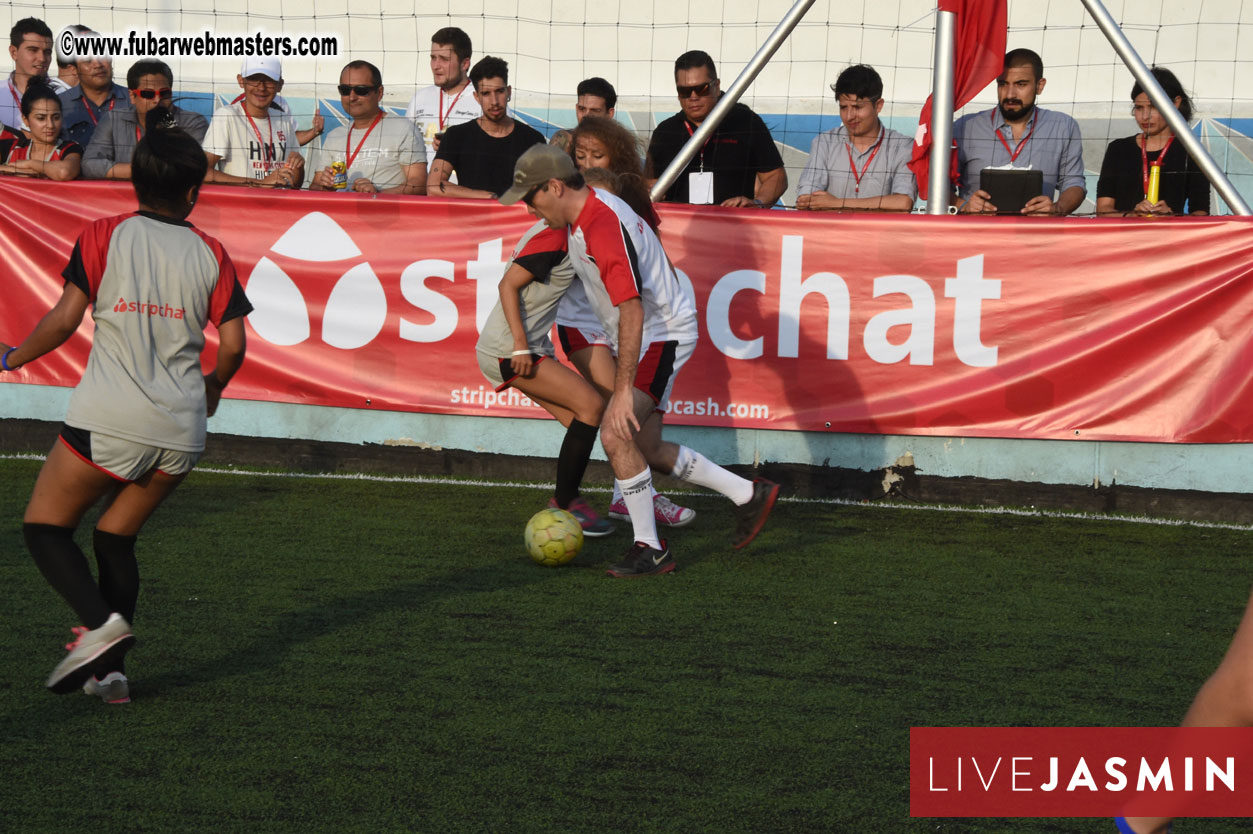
[926,7,957,214]
[1078,0,1250,216]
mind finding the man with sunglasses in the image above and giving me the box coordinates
[203,56,305,188]
[500,144,780,577]
[82,59,208,180]
[645,50,786,208]
[308,61,426,195]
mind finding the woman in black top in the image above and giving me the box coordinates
[1096,67,1210,217]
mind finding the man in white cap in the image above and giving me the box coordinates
[499,144,780,578]
[203,56,305,188]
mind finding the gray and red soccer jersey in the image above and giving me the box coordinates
[475,219,575,361]
[61,212,251,452]
[566,188,697,351]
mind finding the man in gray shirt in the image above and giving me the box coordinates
[953,48,1086,215]
[82,59,208,180]
[796,64,916,212]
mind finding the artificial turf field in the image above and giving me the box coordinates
[0,455,1249,833]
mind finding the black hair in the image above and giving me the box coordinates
[342,59,382,88]
[20,81,60,117]
[431,27,472,64]
[132,106,207,216]
[833,64,883,101]
[1003,48,1044,81]
[470,56,508,91]
[126,59,174,90]
[559,172,586,189]
[10,17,52,49]
[674,50,716,80]
[576,77,617,110]
[1131,66,1194,122]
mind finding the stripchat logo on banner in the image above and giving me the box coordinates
[910,727,1253,818]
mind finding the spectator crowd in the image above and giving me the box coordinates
[1,17,1217,216]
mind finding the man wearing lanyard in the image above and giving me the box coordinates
[82,59,208,180]
[58,35,129,148]
[405,27,480,171]
[953,48,1086,215]
[796,64,917,212]
[4,18,68,132]
[308,60,427,195]
[203,56,305,188]
[645,50,787,208]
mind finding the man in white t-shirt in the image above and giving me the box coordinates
[203,56,305,188]
[404,26,478,168]
[308,60,426,195]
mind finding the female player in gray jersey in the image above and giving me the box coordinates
[1,106,250,704]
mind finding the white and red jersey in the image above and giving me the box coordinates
[61,211,252,452]
[566,187,697,350]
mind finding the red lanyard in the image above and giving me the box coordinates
[683,120,713,170]
[345,112,383,170]
[84,94,116,126]
[845,127,885,195]
[438,87,464,131]
[993,110,1036,163]
[242,104,276,171]
[1140,133,1175,195]
[8,79,20,108]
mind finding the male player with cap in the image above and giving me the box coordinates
[499,144,778,577]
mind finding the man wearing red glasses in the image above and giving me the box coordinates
[645,49,787,209]
[82,59,207,180]
[308,60,427,195]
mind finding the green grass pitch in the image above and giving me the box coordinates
[0,457,1248,833]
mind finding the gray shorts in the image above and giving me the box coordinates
[60,424,200,482]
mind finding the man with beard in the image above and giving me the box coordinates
[405,27,480,170]
[953,49,1086,215]
[428,56,544,200]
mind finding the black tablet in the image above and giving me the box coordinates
[980,168,1044,214]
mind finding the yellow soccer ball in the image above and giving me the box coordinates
[524,507,584,566]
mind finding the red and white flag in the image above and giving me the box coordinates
[907,0,1008,200]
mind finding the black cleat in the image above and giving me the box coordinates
[732,478,779,549]
[606,540,675,578]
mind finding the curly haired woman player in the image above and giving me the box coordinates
[559,116,696,529]
[1,106,250,704]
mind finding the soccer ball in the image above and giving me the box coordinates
[524,507,584,566]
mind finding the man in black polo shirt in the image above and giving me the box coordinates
[645,50,787,208]
[429,55,545,199]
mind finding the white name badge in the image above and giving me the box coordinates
[688,171,714,205]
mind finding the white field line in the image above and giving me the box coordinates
[3,452,1251,533]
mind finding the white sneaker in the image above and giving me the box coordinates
[83,671,130,704]
[46,613,135,695]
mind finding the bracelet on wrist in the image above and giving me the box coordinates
[2,346,18,371]
[511,349,533,356]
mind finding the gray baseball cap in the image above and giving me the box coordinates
[498,143,577,205]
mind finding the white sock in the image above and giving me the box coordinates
[616,468,661,549]
[672,445,754,505]
[612,481,657,504]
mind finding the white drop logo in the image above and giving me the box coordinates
[322,263,387,349]
[244,256,311,346]
[270,212,362,261]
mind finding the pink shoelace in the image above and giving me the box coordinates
[64,626,88,651]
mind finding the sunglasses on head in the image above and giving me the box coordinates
[130,88,172,100]
[338,84,379,96]
[676,82,713,98]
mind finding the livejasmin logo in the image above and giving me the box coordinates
[113,297,186,319]
[928,755,1236,793]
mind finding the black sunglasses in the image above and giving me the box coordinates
[337,84,379,96]
[130,88,172,100]
[676,82,713,98]
[522,183,547,207]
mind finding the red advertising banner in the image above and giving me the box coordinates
[2,179,1252,443]
[911,726,1253,818]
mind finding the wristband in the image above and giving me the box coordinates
[511,349,533,356]
[2,346,17,371]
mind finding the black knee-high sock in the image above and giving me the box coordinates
[555,419,599,508]
[24,523,111,630]
[93,529,138,676]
